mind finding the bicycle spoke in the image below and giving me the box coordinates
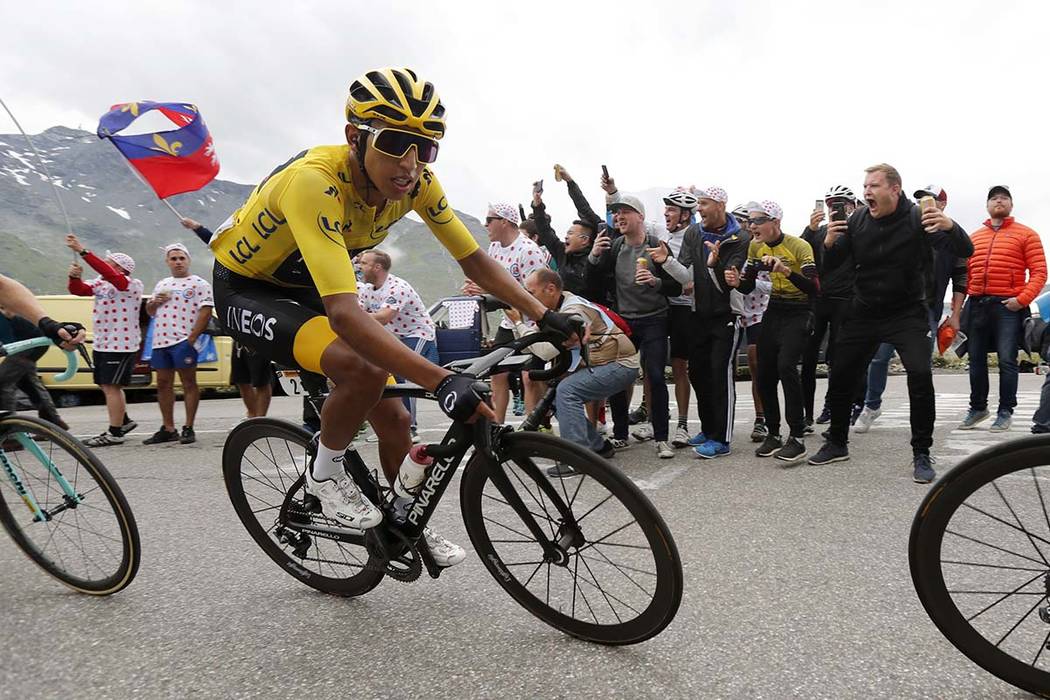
[571,555,598,624]
[482,514,538,542]
[994,594,1047,648]
[572,555,642,617]
[264,438,290,493]
[942,559,1046,573]
[946,528,1048,567]
[523,561,545,586]
[481,491,557,526]
[507,459,559,537]
[574,492,616,526]
[962,571,1045,622]
[576,551,623,623]
[583,548,656,596]
[1033,628,1050,667]
[988,481,1050,565]
[575,519,639,554]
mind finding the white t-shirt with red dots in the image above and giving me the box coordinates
[487,233,549,329]
[88,276,145,353]
[360,274,435,341]
[150,275,214,349]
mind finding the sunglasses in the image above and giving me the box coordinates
[485,216,503,225]
[749,216,772,226]
[357,123,440,163]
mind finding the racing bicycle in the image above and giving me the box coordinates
[0,337,140,595]
[910,434,1050,697]
[222,331,683,645]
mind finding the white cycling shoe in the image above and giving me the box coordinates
[423,526,466,567]
[305,469,383,530]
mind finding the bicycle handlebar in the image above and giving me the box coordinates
[0,337,79,382]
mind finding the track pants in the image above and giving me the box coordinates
[688,313,744,444]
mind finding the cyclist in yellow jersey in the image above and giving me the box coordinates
[211,68,579,566]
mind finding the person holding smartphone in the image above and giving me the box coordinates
[808,164,972,485]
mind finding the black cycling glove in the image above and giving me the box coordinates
[37,317,84,345]
[538,309,583,341]
[435,373,486,421]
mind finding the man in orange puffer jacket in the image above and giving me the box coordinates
[960,185,1047,432]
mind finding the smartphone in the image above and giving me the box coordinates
[814,199,824,213]
[830,201,847,223]
[601,165,610,180]
[533,179,543,194]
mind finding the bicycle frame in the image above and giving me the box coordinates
[0,337,82,521]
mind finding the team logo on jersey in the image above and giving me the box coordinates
[184,288,196,299]
[426,195,453,225]
[385,296,397,306]
[323,186,339,198]
[508,262,521,280]
[317,214,350,244]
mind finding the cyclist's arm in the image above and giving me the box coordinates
[0,274,48,324]
[458,251,547,322]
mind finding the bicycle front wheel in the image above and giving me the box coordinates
[460,431,682,645]
[0,415,140,595]
[910,434,1050,697]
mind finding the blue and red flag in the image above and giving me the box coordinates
[97,101,219,199]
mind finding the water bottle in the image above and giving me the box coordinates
[394,445,433,500]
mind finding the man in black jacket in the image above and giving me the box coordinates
[808,164,974,484]
[530,189,597,297]
[650,186,751,458]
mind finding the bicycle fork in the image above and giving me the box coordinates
[0,433,81,522]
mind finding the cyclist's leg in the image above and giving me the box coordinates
[365,397,412,483]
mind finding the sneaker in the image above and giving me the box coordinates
[143,427,179,445]
[119,418,138,436]
[694,440,731,459]
[989,411,1013,432]
[655,441,674,459]
[808,441,850,465]
[803,418,815,435]
[628,404,648,425]
[750,418,769,443]
[410,427,421,444]
[672,425,691,448]
[609,438,630,450]
[775,437,807,462]
[180,426,196,444]
[84,431,125,447]
[849,403,864,425]
[755,435,783,458]
[853,406,882,434]
[912,453,936,484]
[305,466,382,530]
[423,526,466,567]
[511,393,525,417]
[686,431,708,447]
[546,462,578,478]
[631,423,655,442]
[958,409,990,430]
[597,440,616,458]
[596,421,609,436]
[815,406,832,424]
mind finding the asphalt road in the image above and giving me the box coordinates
[1,372,1044,699]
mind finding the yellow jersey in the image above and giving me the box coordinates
[747,234,816,303]
[210,145,479,297]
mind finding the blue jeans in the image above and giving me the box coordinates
[556,362,638,450]
[865,307,940,410]
[624,313,670,441]
[396,336,439,428]
[967,298,1023,414]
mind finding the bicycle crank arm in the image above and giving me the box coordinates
[283,519,368,545]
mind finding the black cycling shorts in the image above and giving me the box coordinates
[213,262,334,374]
[92,351,137,386]
[668,304,693,360]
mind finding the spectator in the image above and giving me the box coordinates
[553,164,605,235]
[358,249,437,443]
[959,185,1046,432]
[800,186,861,429]
[530,188,597,297]
[730,203,772,443]
[0,306,67,429]
[588,194,682,458]
[143,243,214,445]
[65,234,143,446]
[511,269,638,475]
[809,163,972,484]
[231,342,272,418]
[462,202,549,422]
[732,201,819,462]
[661,189,700,447]
[651,186,751,459]
[854,184,969,433]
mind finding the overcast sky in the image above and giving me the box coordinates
[2,0,1046,236]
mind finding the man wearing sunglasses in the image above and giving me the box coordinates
[209,68,578,567]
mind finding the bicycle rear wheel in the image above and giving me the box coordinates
[0,415,139,595]
[221,418,385,596]
[460,431,682,645]
[910,435,1050,697]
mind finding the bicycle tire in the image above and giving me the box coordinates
[460,431,682,645]
[0,415,139,595]
[910,434,1050,697]
[221,418,385,597]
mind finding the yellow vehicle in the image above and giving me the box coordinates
[34,294,233,393]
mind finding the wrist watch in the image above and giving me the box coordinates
[79,249,89,257]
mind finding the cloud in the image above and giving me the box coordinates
[1,0,1047,235]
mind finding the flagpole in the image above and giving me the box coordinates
[108,142,184,220]
[0,95,78,262]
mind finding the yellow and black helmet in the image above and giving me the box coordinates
[346,68,446,139]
